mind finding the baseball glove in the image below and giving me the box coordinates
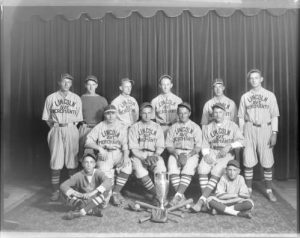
[143,155,159,169]
[177,153,188,167]
[151,208,168,223]
[203,151,217,165]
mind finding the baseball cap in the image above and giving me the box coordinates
[212,78,224,86]
[212,102,226,111]
[120,77,134,85]
[178,102,191,111]
[60,73,74,81]
[104,104,117,113]
[85,75,98,84]
[227,159,240,169]
[159,74,173,84]
[82,152,97,162]
[140,102,153,111]
[247,69,262,80]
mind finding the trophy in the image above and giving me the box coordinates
[154,172,169,209]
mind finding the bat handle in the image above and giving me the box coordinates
[139,216,151,224]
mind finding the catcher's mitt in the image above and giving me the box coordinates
[151,208,168,223]
[143,155,159,169]
[203,151,217,165]
[177,153,188,167]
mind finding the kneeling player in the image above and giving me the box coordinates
[60,153,113,220]
[207,160,254,219]
[129,102,167,206]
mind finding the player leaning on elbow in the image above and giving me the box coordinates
[238,69,279,202]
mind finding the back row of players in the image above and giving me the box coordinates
[42,70,279,219]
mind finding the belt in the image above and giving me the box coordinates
[105,148,119,151]
[246,121,271,127]
[212,146,224,150]
[55,123,75,127]
[82,122,97,128]
[160,122,172,126]
[142,149,155,152]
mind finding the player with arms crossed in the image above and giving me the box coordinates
[151,75,183,136]
[79,75,108,160]
[238,69,279,202]
[60,153,113,220]
[111,78,139,128]
[166,102,202,206]
[191,103,244,212]
[129,102,167,206]
[85,105,132,207]
[42,73,83,201]
[207,160,254,219]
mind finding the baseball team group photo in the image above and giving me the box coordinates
[1,0,298,237]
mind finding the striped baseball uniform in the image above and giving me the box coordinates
[79,94,108,160]
[111,94,139,127]
[42,91,83,170]
[151,93,183,135]
[85,120,132,178]
[129,120,166,178]
[166,120,202,175]
[198,120,245,177]
[201,96,237,125]
[238,87,280,168]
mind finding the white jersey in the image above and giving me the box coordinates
[42,91,82,123]
[111,94,139,127]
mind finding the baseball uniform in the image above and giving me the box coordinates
[79,94,108,160]
[42,91,83,170]
[111,94,139,127]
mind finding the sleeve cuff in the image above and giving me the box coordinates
[96,185,106,194]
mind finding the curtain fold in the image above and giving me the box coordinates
[10,9,298,179]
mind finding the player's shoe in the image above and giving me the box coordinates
[111,192,125,206]
[169,193,185,207]
[63,211,83,220]
[190,198,204,213]
[237,211,252,219]
[211,208,217,215]
[50,190,60,201]
[90,207,103,217]
[266,190,277,202]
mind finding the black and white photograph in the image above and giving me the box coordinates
[1,0,298,237]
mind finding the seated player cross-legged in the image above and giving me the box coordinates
[207,159,254,219]
[166,102,203,206]
[191,103,245,212]
[129,102,167,206]
[85,105,133,207]
[60,153,113,220]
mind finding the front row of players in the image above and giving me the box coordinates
[59,101,253,219]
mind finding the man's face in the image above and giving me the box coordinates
[85,80,98,94]
[213,84,225,97]
[140,107,152,123]
[160,78,173,94]
[104,111,117,123]
[119,81,132,96]
[178,107,190,123]
[249,72,263,88]
[58,78,72,92]
[82,156,96,174]
[226,165,240,180]
[213,107,225,123]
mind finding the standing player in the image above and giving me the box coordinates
[42,73,83,201]
[60,153,113,220]
[206,160,254,219]
[166,102,202,206]
[191,103,244,212]
[238,69,279,202]
[79,75,108,160]
[111,78,139,128]
[129,102,167,206]
[85,105,132,207]
[201,78,237,125]
[151,75,183,136]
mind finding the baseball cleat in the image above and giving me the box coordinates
[91,207,103,217]
[111,192,125,206]
[190,199,204,213]
[266,190,277,202]
[237,211,252,219]
[50,190,60,201]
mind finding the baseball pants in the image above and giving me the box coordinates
[47,123,79,170]
[207,196,254,210]
[78,124,94,161]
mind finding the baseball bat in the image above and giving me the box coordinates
[139,216,151,223]
[167,198,193,212]
[167,211,184,218]
[135,201,160,210]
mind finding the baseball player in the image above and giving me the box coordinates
[42,73,83,201]
[201,78,237,125]
[60,153,113,220]
[111,78,139,128]
[151,75,183,136]
[207,160,254,219]
[166,102,202,206]
[191,103,244,212]
[238,69,279,202]
[79,75,108,160]
[85,104,132,206]
[129,102,167,206]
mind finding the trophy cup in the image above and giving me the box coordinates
[154,172,169,209]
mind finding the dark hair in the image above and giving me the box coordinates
[247,69,262,80]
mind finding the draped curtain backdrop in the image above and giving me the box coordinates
[10,9,298,179]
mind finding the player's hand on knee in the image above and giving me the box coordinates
[98,148,108,161]
[268,133,277,148]
[203,152,216,165]
[178,153,188,167]
[72,191,84,198]
[218,144,232,158]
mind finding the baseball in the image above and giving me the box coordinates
[185,204,191,209]
[135,203,141,210]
